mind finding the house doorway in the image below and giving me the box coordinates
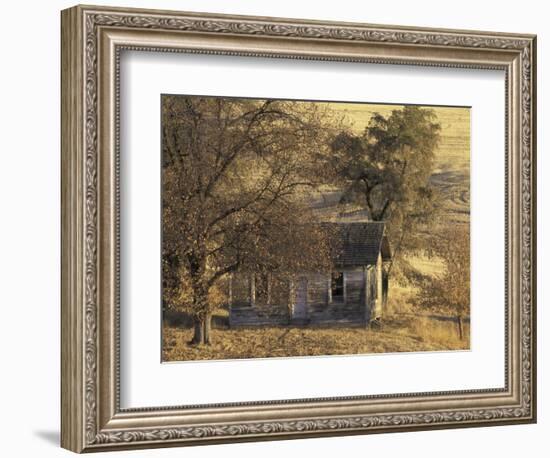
[293,277,308,321]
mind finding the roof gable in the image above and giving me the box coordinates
[322,222,390,267]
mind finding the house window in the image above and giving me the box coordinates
[331,272,344,302]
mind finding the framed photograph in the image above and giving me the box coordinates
[61,4,537,453]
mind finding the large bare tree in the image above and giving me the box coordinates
[162,96,337,345]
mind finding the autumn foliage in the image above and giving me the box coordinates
[416,227,470,338]
[162,96,339,344]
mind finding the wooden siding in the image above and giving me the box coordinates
[307,271,364,324]
[229,273,291,326]
[231,273,250,307]
[306,273,328,307]
[229,268,378,327]
[365,266,377,322]
[345,271,364,304]
[230,303,289,327]
[269,275,289,308]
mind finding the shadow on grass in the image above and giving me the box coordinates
[163,309,230,329]
[425,314,471,324]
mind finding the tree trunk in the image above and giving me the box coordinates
[190,317,205,345]
[188,278,211,345]
[457,315,464,340]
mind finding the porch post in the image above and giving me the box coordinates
[342,271,347,304]
[249,274,256,307]
[266,273,272,305]
[228,274,233,328]
[363,267,370,325]
[288,278,295,319]
[373,253,383,319]
[228,274,233,307]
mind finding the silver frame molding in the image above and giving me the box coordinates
[61,4,537,453]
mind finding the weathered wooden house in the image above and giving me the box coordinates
[228,222,391,327]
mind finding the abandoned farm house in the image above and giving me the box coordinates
[228,222,391,327]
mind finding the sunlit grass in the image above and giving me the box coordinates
[162,312,469,362]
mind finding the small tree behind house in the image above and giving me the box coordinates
[416,227,470,339]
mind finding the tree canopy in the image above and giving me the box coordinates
[162,95,339,343]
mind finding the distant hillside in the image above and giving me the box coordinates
[306,168,469,226]
[430,170,470,226]
[325,103,470,174]
[301,102,470,228]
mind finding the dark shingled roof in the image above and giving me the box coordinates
[321,222,391,267]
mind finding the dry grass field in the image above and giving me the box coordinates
[162,309,469,362]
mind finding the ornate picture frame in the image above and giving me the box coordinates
[61,4,536,453]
